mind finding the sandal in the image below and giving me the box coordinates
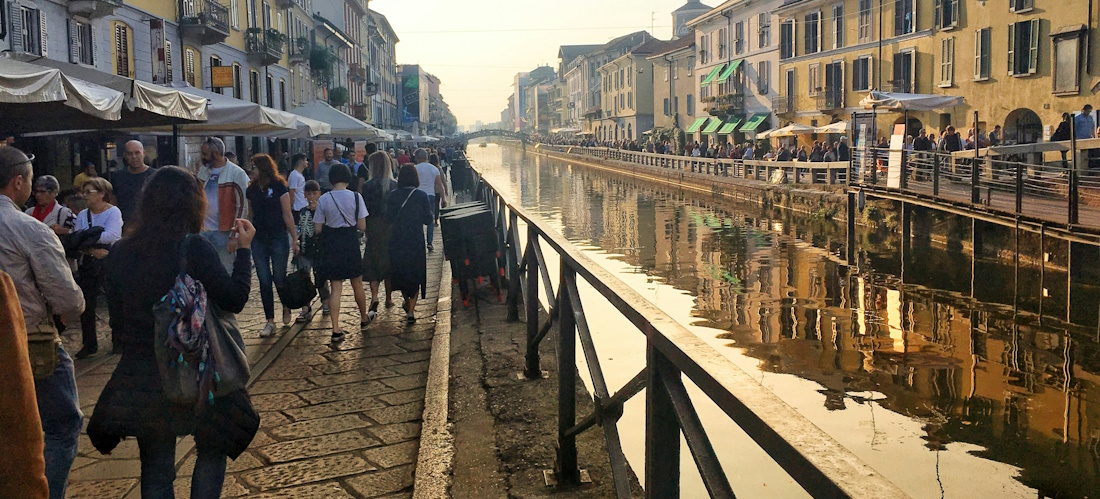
[331,330,345,342]
[360,310,377,329]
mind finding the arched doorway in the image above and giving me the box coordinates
[1004,108,1042,144]
[893,116,924,137]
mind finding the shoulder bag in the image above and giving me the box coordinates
[154,234,251,407]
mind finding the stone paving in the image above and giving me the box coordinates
[63,231,445,498]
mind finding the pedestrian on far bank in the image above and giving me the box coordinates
[413,149,446,251]
[361,151,396,311]
[73,177,122,359]
[314,164,371,342]
[198,137,250,271]
[315,148,339,193]
[113,140,153,226]
[0,146,85,499]
[387,165,433,323]
[246,154,299,335]
[88,167,258,498]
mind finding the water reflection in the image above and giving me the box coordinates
[476,144,1100,497]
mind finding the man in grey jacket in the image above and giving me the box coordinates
[0,147,85,499]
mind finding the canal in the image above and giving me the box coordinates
[466,143,1100,498]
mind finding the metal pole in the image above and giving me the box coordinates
[172,124,181,166]
[971,111,980,204]
[506,210,521,322]
[645,342,680,498]
[1069,115,1080,225]
[524,226,541,379]
[557,266,579,485]
[901,109,909,189]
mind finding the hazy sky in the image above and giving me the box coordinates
[369,0,698,127]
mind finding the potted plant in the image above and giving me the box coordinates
[328,86,349,107]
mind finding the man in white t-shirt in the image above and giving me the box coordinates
[412,148,446,251]
[288,153,308,217]
[197,137,249,270]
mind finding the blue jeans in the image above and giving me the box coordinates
[426,195,436,245]
[200,230,235,272]
[137,433,226,499]
[252,233,290,320]
[35,347,82,499]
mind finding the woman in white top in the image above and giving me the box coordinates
[25,175,75,236]
[73,177,123,359]
[314,164,370,342]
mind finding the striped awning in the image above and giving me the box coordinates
[685,116,709,133]
[718,118,743,134]
[701,64,724,85]
[716,60,744,83]
[701,117,723,134]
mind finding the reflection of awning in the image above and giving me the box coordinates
[701,64,724,85]
[291,101,381,139]
[718,118,743,134]
[739,113,771,133]
[716,60,743,83]
[18,56,207,125]
[702,117,723,133]
[0,57,125,133]
[685,117,709,133]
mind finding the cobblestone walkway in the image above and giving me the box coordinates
[64,231,445,498]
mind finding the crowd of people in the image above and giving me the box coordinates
[539,135,853,163]
[0,137,455,498]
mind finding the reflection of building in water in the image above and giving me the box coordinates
[558,167,593,241]
[597,179,641,256]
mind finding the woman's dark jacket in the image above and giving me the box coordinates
[385,187,432,298]
[87,235,257,459]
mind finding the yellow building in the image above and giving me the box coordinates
[775,0,1100,144]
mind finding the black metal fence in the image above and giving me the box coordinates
[471,169,906,498]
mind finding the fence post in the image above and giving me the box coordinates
[506,210,521,322]
[524,226,541,379]
[1015,161,1024,214]
[932,152,940,197]
[645,342,680,498]
[556,266,580,485]
[971,111,981,204]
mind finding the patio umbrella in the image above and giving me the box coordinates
[766,123,817,137]
[128,81,298,136]
[0,57,125,133]
[290,101,382,139]
[815,121,850,134]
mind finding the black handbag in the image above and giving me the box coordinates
[276,257,317,309]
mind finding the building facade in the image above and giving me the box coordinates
[556,31,655,136]
[597,41,660,142]
[688,0,783,146]
[647,33,698,132]
[367,9,399,129]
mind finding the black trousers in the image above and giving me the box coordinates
[78,257,103,351]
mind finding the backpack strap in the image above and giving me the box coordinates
[177,234,195,277]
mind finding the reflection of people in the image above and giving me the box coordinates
[0,269,49,499]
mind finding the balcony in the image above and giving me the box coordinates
[704,93,744,117]
[246,28,284,66]
[179,0,230,46]
[364,80,380,97]
[772,94,794,115]
[350,103,368,121]
[348,64,367,83]
[816,87,844,110]
[273,0,292,9]
[288,36,310,65]
[67,0,122,19]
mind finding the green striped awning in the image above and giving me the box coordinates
[739,113,771,133]
[701,64,724,85]
[716,59,744,82]
[717,118,743,135]
[685,117,709,133]
[701,117,723,134]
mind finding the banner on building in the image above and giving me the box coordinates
[150,19,167,84]
[211,66,234,88]
[402,74,420,123]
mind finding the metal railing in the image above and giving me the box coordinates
[772,94,793,115]
[179,0,229,34]
[705,93,745,116]
[538,145,848,186]
[850,145,1100,229]
[816,86,843,110]
[471,168,905,498]
[245,29,283,64]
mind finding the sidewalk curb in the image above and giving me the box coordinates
[412,260,454,499]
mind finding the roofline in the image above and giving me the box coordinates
[686,0,770,28]
[313,14,353,47]
[368,9,399,43]
[645,44,696,61]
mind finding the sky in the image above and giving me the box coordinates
[368,0,699,128]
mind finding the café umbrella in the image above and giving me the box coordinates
[0,57,125,133]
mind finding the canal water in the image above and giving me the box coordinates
[467,143,1100,498]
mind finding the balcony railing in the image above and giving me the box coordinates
[705,93,744,117]
[246,29,284,66]
[350,103,368,120]
[272,0,292,9]
[288,36,309,64]
[772,94,794,115]
[890,81,913,93]
[179,0,230,45]
[348,64,367,83]
[816,86,844,110]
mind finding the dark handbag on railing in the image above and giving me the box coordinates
[154,235,250,407]
[276,257,316,309]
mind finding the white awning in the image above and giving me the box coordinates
[859,91,964,111]
[761,123,817,138]
[290,101,382,139]
[128,81,299,136]
[815,121,850,134]
[13,55,207,124]
[385,129,414,141]
[0,57,125,132]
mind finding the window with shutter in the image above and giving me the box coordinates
[1007,23,1015,75]
[940,37,954,86]
[858,0,872,42]
[805,12,820,54]
[68,20,80,63]
[780,20,794,59]
[1052,30,1082,94]
[113,23,131,77]
[1027,19,1039,74]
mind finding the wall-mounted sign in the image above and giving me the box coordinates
[211,66,234,88]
